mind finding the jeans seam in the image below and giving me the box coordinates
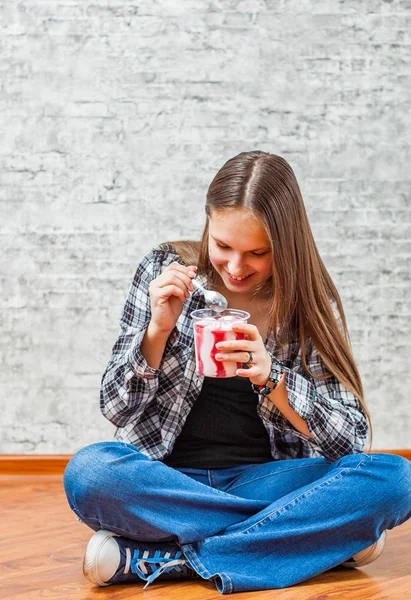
[181,544,212,577]
[66,489,81,517]
[227,463,328,493]
[68,497,86,524]
[182,544,233,594]
[235,456,369,536]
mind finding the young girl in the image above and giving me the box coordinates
[64,151,411,594]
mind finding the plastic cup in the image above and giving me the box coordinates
[190,308,250,378]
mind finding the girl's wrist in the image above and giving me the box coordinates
[251,355,285,395]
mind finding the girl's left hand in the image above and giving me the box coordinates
[214,322,272,386]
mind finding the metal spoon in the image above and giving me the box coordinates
[191,277,228,312]
[160,264,228,312]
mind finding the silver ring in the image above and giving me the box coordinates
[245,351,253,365]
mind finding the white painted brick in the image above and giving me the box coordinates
[1,0,410,453]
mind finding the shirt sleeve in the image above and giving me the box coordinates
[262,310,368,462]
[99,248,181,428]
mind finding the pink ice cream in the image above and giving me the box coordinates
[193,315,246,378]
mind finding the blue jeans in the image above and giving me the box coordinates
[63,441,411,594]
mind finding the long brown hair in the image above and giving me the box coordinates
[163,151,372,450]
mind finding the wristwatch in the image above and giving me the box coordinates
[251,356,285,396]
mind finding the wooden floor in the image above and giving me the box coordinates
[0,475,410,600]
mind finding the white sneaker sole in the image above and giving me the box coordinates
[83,529,120,586]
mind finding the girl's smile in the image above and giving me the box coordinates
[225,271,255,286]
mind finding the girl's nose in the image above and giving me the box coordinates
[228,262,246,276]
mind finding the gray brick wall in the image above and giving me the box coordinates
[1,1,410,453]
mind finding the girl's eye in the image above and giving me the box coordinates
[216,242,267,257]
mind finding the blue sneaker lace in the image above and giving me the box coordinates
[130,548,187,589]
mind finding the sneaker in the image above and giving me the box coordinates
[342,530,387,568]
[83,529,200,589]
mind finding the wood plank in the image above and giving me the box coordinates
[0,474,409,599]
[0,456,72,475]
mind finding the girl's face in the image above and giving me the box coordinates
[208,209,273,301]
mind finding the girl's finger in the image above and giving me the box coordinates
[231,323,259,340]
[236,367,256,376]
[215,352,250,361]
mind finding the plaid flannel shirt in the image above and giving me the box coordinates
[100,244,368,463]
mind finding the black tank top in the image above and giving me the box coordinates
[162,374,273,469]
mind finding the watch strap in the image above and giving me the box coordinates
[251,356,285,396]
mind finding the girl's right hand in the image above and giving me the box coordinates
[148,262,198,334]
